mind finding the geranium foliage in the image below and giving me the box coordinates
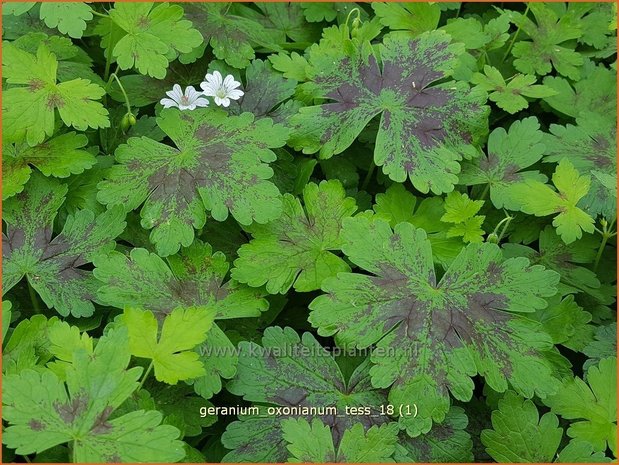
[2,2,616,464]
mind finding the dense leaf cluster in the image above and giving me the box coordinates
[2,2,617,463]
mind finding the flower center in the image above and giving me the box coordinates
[215,88,227,99]
[180,95,190,105]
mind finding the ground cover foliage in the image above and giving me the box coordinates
[1,1,618,463]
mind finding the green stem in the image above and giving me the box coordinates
[71,441,77,463]
[103,21,114,82]
[109,73,132,115]
[594,218,616,272]
[361,161,376,191]
[500,4,530,64]
[24,455,32,463]
[479,183,490,201]
[496,214,514,242]
[136,361,154,392]
[91,10,108,19]
[345,7,361,29]
[594,234,609,272]
[27,281,41,314]
[483,50,492,67]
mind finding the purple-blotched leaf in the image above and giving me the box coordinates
[97,107,288,256]
[183,2,281,69]
[543,112,617,218]
[222,327,388,462]
[310,217,563,436]
[503,226,615,305]
[230,59,297,122]
[3,328,185,462]
[2,173,125,317]
[395,406,474,462]
[93,240,268,399]
[289,30,488,194]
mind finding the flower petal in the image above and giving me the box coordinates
[186,86,200,101]
[171,84,183,99]
[212,70,223,87]
[227,89,244,100]
[160,98,179,108]
[200,82,217,97]
[223,74,235,88]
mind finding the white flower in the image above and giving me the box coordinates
[160,84,209,111]
[200,70,244,107]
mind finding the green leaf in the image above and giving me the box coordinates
[7,36,100,97]
[2,43,109,146]
[545,357,617,456]
[309,217,562,435]
[223,327,389,462]
[440,191,485,243]
[3,3,35,16]
[3,174,126,317]
[395,407,474,462]
[122,306,215,384]
[93,240,267,398]
[459,117,547,210]
[511,3,583,79]
[2,300,12,344]
[3,315,57,374]
[3,133,95,200]
[371,184,463,266]
[126,384,217,439]
[542,64,616,118]
[2,327,185,462]
[567,3,615,49]
[299,2,337,22]
[583,324,617,370]
[282,418,399,463]
[269,51,310,81]
[441,191,484,223]
[543,112,617,218]
[39,3,93,39]
[441,17,489,49]
[255,2,321,43]
[481,391,563,462]
[471,66,557,114]
[372,3,441,35]
[289,31,488,194]
[556,440,613,463]
[107,2,203,78]
[503,227,612,304]
[232,180,357,294]
[531,294,593,352]
[183,3,280,69]
[97,108,288,256]
[483,13,511,51]
[508,159,595,244]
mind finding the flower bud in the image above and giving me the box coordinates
[120,112,136,131]
[487,232,499,244]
